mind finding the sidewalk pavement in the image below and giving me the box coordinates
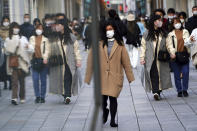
[0,43,197,131]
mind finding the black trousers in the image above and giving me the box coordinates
[64,65,72,98]
[102,95,117,122]
[150,59,160,94]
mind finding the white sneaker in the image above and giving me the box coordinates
[20,99,26,104]
[64,97,71,104]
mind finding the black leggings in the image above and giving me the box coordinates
[102,95,117,122]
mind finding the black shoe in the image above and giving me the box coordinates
[40,98,45,103]
[35,97,40,103]
[11,99,18,105]
[110,122,118,127]
[154,93,160,101]
[103,109,109,124]
[183,91,189,97]
[177,92,183,97]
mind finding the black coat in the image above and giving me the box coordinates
[186,16,197,34]
[20,23,34,40]
[125,23,141,47]
[108,18,127,38]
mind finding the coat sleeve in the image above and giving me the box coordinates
[43,38,50,60]
[166,34,175,55]
[121,45,135,83]
[74,40,81,64]
[140,37,146,61]
[84,48,93,84]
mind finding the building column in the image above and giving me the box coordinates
[146,0,151,16]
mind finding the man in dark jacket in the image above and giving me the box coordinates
[20,14,34,40]
[186,6,197,34]
[164,8,176,33]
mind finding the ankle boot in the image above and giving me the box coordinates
[103,108,109,124]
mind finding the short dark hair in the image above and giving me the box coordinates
[192,6,197,9]
[33,18,41,26]
[1,15,10,25]
[154,8,166,16]
[178,12,187,19]
[167,8,175,14]
[24,14,30,17]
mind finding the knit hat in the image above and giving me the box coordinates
[127,14,135,21]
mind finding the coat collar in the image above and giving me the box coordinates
[32,35,47,43]
[103,40,119,60]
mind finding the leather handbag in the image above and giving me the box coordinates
[172,36,189,65]
[9,55,19,67]
[31,58,44,71]
[48,42,63,67]
[157,37,170,62]
[175,52,189,65]
[158,51,170,62]
[9,44,19,68]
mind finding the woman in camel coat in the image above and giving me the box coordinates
[85,20,135,127]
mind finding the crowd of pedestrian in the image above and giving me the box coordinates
[0,13,87,105]
[0,5,197,128]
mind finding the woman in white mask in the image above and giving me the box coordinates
[140,14,175,101]
[178,12,187,28]
[29,24,50,103]
[4,22,34,105]
[85,20,135,127]
[0,16,11,90]
[167,17,190,97]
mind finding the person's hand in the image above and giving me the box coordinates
[76,61,81,67]
[43,59,48,64]
[140,60,145,65]
[170,54,176,59]
[190,36,196,42]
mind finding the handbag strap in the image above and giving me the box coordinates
[172,36,175,48]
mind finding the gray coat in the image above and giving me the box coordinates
[141,31,173,93]
[49,34,81,96]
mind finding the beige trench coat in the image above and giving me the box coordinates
[85,41,135,98]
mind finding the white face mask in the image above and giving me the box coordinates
[24,18,30,23]
[174,23,182,30]
[193,11,197,15]
[155,20,163,28]
[168,15,174,20]
[13,28,20,35]
[180,19,185,23]
[36,29,43,36]
[106,30,114,39]
[3,22,9,27]
[56,25,64,32]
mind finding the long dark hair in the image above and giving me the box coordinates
[101,20,123,47]
[146,14,167,41]
[56,19,72,44]
[9,22,21,39]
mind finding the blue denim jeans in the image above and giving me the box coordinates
[32,67,48,99]
[171,62,189,93]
